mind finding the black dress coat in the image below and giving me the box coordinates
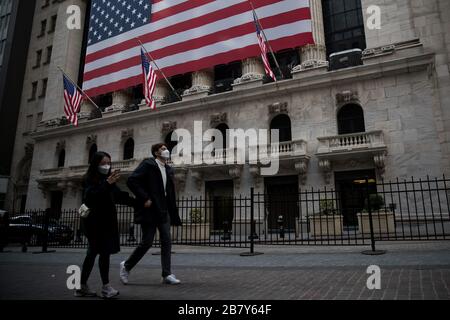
[127,158,182,226]
[82,176,135,254]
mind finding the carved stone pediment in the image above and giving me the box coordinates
[268,102,288,115]
[210,112,227,127]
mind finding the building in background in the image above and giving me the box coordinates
[0,0,36,210]
[4,1,450,234]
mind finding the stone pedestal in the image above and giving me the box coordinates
[183,68,214,100]
[232,58,264,90]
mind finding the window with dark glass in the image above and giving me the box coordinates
[48,15,57,33]
[44,46,52,64]
[214,61,241,93]
[29,81,38,100]
[39,78,48,98]
[123,138,134,160]
[93,93,112,111]
[337,104,365,134]
[33,50,42,68]
[270,114,292,142]
[267,48,300,81]
[166,73,191,103]
[57,149,65,167]
[125,85,144,111]
[38,20,47,37]
[322,0,366,57]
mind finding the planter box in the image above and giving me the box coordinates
[309,215,343,236]
[180,223,211,241]
[357,210,395,234]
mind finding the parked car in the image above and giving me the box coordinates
[7,215,74,245]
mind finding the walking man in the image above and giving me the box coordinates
[120,143,182,285]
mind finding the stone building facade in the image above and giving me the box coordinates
[5,0,450,230]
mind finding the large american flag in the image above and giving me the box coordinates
[140,48,157,109]
[253,9,276,81]
[82,0,314,97]
[63,74,83,126]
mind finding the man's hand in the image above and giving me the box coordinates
[144,199,152,208]
[107,170,121,184]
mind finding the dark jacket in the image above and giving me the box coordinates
[83,176,135,254]
[127,158,182,226]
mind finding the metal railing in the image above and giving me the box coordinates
[3,176,450,251]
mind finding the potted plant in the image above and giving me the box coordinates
[309,199,343,237]
[357,194,395,235]
[181,208,210,241]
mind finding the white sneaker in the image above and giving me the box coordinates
[162,274,181,285]
[119,261,129,285]
[101,284,119,299]
[74,284,96,297]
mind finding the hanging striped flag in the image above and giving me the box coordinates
[252,9,276,81]
[140,48,157,109]
[82,0,314,97]
[63,74,83,126]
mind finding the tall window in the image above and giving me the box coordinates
[166,73,191,103]
[29,82,38,101]
[215,123,229,149]
[39,78,48,98]
[214,61,241,93]
[48,15,57,33]
[322,0,366,57]
[38,19,47,37]
[57,149,65,167]
[268,48,300,80]
[44,46,52,64]
[33,50,42,68]
[270,114,292,142]
[88,144,97,164]
[337,104,365,134]
[123,138,134,160]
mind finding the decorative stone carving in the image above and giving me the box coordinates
[24,143,34,158]
[183,69,214,96]
[374,151,387,178]
[210,112,227,127]
[295,159,309,185]
[268,102,288,115]
[121,128,134,140]
[336,90,360,107]
[228,165,243,188]
[56,140,65,152]
[86,135,97,146]
[233,57,264,84]
[318,159,332,184]
[174,168,188,192]
[190,170,203,190]
[249,164,261,188]
[162,121,177,135]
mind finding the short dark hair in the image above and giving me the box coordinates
[151,143,167,158]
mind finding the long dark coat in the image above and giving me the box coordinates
[127,158,182,226]
[82,177,135,254]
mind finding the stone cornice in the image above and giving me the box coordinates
[31,52,435,142]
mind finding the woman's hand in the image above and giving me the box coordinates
[107,170,120,184]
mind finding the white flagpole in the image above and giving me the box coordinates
[57,66,102,110]
[137,39,182,101]
[249,2,284,80]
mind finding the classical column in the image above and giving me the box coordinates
[104,89,130,116]
[232,57,265,90]
[292,0,328,74]
[183,68,214,100]
[78,100,96,122]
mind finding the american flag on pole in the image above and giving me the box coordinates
[140,48,157,109]
[82,0,314,97]
[252,9,276,81]
[63,74,83,126]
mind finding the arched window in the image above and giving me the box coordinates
[337,104,365,134]
[215,123,229,149]
[123,138,134,160]
[165,131,178,154]
[270,114,292,142]
[88,144,97,164]
[57,149,65,167]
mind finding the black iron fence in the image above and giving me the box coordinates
[2,176,450,251]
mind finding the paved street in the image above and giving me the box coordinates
[0,241,449,300]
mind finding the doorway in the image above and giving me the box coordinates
[334,169,376,226]
[205,180,234,232]
[264,175,298,232]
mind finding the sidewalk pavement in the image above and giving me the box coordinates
[0,241,449,300]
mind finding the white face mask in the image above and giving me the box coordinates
[160,149,170,159]
[98,164,111,175]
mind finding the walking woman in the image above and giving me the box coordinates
[75,151,135,299]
